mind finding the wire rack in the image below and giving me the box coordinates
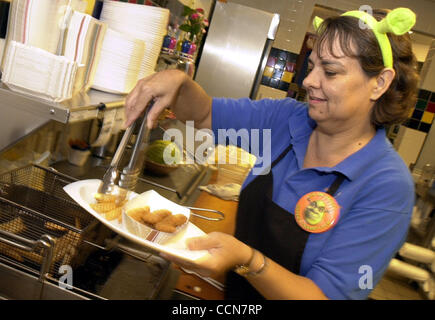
[0,164,97,278]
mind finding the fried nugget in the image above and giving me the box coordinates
[154,221,177,233]
[172,214,188,226]
[154,214,187,233]
[127,206,150,222]
[162,214,188,227]
[142,209,172,225]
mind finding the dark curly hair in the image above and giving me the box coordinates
[314,9,419,127]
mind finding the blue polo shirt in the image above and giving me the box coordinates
[211,97,414,300]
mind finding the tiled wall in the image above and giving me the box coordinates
[261,47,298,92]
[404,89,435,133]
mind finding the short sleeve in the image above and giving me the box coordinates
[304,175,414,300]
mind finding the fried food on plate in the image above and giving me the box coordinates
[154,214,188,233]
[127,205,188,233]
[91,192,127,222]
[154,221,177,233]
[90,201,118,213]
[127,206,150,222]
[105,207,123,221]
[142,209,172,225]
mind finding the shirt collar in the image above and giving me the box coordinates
[333,127,390,181]
[288,104,390,181]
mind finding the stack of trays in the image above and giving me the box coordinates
[92,28,146,94]
[99,0,169,81]
[2,41,78,102]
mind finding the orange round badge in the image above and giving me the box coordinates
[294,191,340,233]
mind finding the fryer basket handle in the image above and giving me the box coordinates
[0,229,54,281]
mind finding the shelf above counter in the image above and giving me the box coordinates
[0,83,126,123]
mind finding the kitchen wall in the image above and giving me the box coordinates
[260,48,298,93]
[227,0,435,55]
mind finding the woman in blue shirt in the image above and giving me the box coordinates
[124,8,419,299]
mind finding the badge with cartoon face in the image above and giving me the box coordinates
[294,191,340,233]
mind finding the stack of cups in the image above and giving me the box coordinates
[99,0,169,80]
[92,28,146,94]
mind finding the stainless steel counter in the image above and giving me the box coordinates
[0,154,212,300]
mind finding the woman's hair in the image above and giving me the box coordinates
[314,9,419,127]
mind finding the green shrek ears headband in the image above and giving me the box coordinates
[313,8,416,68]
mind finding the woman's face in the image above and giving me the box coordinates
[302,38,378,128]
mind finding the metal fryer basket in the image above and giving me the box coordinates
[0,164,97,278]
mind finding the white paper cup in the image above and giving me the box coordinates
[68,148,91,166]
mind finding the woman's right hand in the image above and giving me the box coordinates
[124,69,188,128]
[160,232,253,278]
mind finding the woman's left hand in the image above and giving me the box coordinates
[160,232,252,278]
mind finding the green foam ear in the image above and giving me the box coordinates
[376,8,416,35]
[313,8,416,68]
[313,16,324,31]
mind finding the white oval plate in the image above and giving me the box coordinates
[63,179,209,262]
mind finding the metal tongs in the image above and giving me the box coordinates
[97,101,154,201]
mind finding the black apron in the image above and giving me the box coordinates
[225,144,345,300]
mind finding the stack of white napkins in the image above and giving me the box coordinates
[61,11,107,93]
[99,0,169,81]
[2,0,105,101]
[92,28,146,94]
[6,0,68,55]
[2,41,78,102]
[6,0,88,55]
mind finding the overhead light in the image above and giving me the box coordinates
[408,30,413,34]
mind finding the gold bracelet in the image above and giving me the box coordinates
[233,247,256,277]
[247,252,268,277]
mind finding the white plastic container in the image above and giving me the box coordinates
[68,147,91,166]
